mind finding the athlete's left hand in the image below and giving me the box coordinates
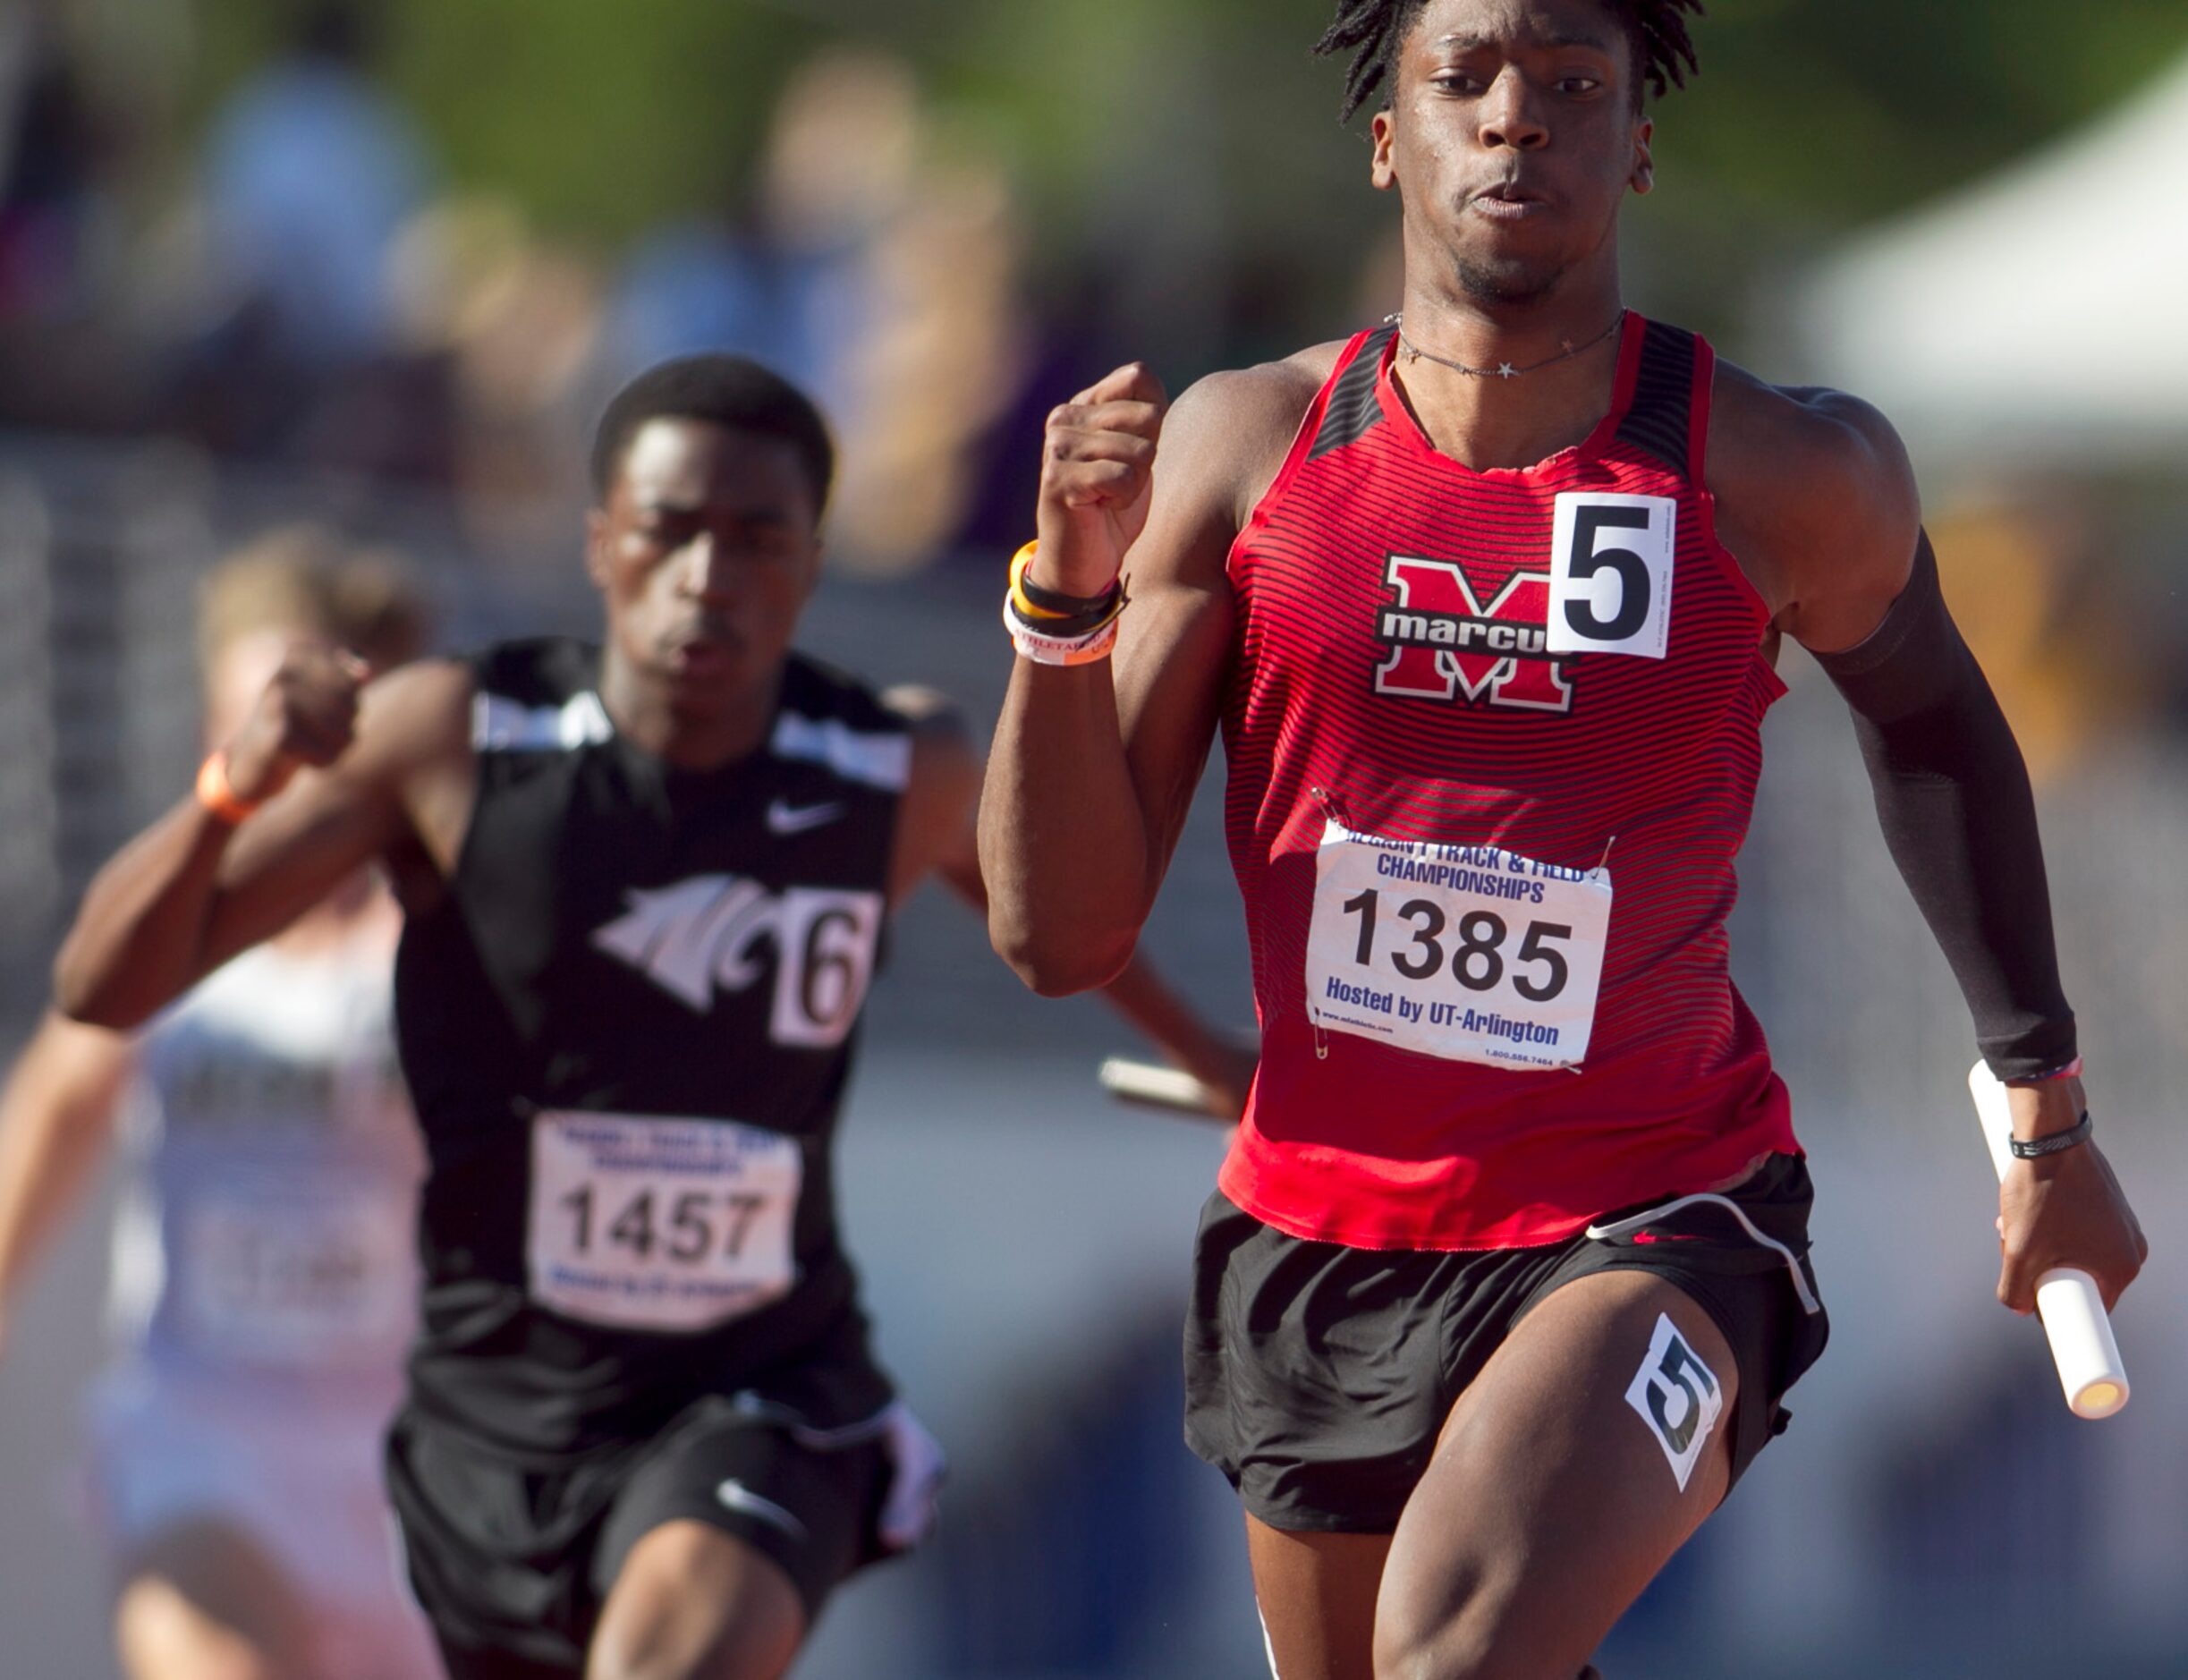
[876,1401,947,1551]
[1997,1080,2146,1313]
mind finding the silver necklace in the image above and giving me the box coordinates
[1385,311,1624,380]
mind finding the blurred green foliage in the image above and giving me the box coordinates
[186,0,2188,344]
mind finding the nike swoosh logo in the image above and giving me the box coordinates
[767,798,845,836]
[716,1479,810,1541]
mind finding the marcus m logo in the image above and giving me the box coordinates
[1371,499,1678,712]
[1372,556,1573,713]
[590,874,882,1048]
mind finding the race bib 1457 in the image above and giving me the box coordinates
[526,1110,801,1333]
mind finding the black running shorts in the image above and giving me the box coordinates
[387,1393,889,1676]
[1184,1152,1829,1533]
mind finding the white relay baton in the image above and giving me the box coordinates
[1967,1061,2129,1420]
[1098,1056,1224,1118]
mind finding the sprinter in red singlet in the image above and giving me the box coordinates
[979,3,2147,1676]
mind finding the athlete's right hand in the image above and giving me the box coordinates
[1033,362,1169,598]
[220,642,372,805]
[875,1400,948,1552]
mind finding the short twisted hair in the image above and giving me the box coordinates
[1315,0,1703,122]
[590,355,835,515]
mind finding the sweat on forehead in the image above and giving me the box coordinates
[1314,0,1703,122]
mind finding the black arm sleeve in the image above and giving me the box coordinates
[1811,532,2076,1079]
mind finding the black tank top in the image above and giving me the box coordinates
[396,638,903,1454]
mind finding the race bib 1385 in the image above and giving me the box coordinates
[1305,820,1613,1071]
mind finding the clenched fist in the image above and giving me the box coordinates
[221,641,372,805]
[1033,362,1169,598]
[1996,1077,2147,1315]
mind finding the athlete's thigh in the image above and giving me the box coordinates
[587,1520,804,1680]
[1375,1268,1737,1679]
[586,1418,882,1680]
[1245,1516,1392,1680]
[114,1517,318,1680]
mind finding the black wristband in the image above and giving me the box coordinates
[1016,568,1120,619]
[1005,589,1125,641]
[2007,1110,2092,1159]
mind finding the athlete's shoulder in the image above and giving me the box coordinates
[1179,341,1347,423]
[879,683,976,800]
[1163,340,1353,529]
[763,653,921,805]
[877,681,967,740]
[1704,358,1921,624]
[1171,341,1350,452]
[781,650,907,735]
[1707,359,1917,521]
[354,657,474,762]
[470,636,598,705]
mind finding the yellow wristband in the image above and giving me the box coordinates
[1007,542,1075,622]
[195,751,261,826]
[1009,539,1124,626]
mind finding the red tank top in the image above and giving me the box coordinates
[1217,315,1798,1251]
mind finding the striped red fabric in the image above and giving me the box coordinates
[1217,314,1800,1251]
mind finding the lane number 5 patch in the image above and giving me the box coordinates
[1548,493,1675,661]
[1624,1311,1724,1492]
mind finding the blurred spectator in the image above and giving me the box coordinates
[607,207,828,410]
[603,50,919,426]
[604,49,1030,573]
[199,1,430,369]
[0,4,107,327]
[155,0,453,479]
[389,194,608,550]
[824,148,1030,573]
[0,4,147,433]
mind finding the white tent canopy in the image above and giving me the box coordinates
[1793,54,2188,466]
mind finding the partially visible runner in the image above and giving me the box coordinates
[0,530,438,1680]
[53,353,1251,1680]
[978,4,2147,1676]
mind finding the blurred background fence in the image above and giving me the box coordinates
[4,3,2188,1676]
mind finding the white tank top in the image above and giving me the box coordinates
[109,929,422,1382]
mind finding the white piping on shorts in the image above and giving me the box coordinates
[716,1478,812,1542]
[1584,1192,1823,1318]
[1259,1601,1282,1680]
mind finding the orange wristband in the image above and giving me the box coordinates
[195,751,261,826]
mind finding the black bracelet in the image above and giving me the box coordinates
[2007,1110,2092,1159]
[1016,568,1120,619]
[1003,594,1108,641]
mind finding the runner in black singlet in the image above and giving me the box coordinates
[53,355,1251,1680]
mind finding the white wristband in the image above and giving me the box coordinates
[1002,598,1122,666]
[1007,615,1120,666]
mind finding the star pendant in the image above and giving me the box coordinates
[1497,362,1517,379]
